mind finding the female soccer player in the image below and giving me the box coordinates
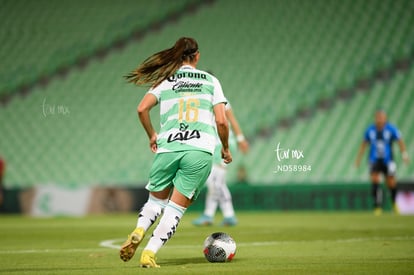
[193,102,249,226]
[119,37,232,268]
[355,110,409,215]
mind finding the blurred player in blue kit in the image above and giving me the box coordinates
[355,110,409,215]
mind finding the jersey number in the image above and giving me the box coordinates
[178,98,200,122]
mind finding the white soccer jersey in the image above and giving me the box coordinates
[148,65,227,154]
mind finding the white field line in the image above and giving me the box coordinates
[0,248,106,254]
[99,236,414,250]
[0,236,413,255]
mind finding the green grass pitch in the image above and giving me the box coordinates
[1,211,413,274]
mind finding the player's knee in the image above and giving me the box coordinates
[370,175,380,183]
[386,176,396,188]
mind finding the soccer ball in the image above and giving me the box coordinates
[203,232,236,262]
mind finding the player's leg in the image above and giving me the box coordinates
[386,175,398,213]
[120,153,177,262]
[140,188,190,268]
[203,167,220,218]
[140,151,213,267]
[193,165,220,226]
[215,166,237,226]
[136,189,170,229]
[385,161,398,213]
[119,192,169,262]
[370,162,383,215]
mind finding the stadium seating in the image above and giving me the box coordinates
[0,0,413,187]
[0,0,198,96]
[235,65,414,184]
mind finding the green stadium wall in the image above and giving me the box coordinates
[3,182,409,214]
[190,182,395,212]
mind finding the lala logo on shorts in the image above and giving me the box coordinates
[167,123,201,143]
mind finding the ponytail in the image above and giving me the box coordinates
[126,37,199,87]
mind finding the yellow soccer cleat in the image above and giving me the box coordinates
[119,227,145,262]
[140,250,160,268]
[374,207,383,216]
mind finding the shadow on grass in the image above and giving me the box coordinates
[161,256,245,266]
[161,256,207,266]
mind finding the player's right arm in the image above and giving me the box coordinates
[355,140,368,168]
[214,103,232,164]
[137,93,158,153]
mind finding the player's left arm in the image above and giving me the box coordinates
[137,93,158,153]
[355,141,367,168]
[214,103,232,164]
[394,126,409,164]
[397,139,409,164]
[225,108,249,154]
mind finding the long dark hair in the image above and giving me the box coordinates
[126,37,199,87]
